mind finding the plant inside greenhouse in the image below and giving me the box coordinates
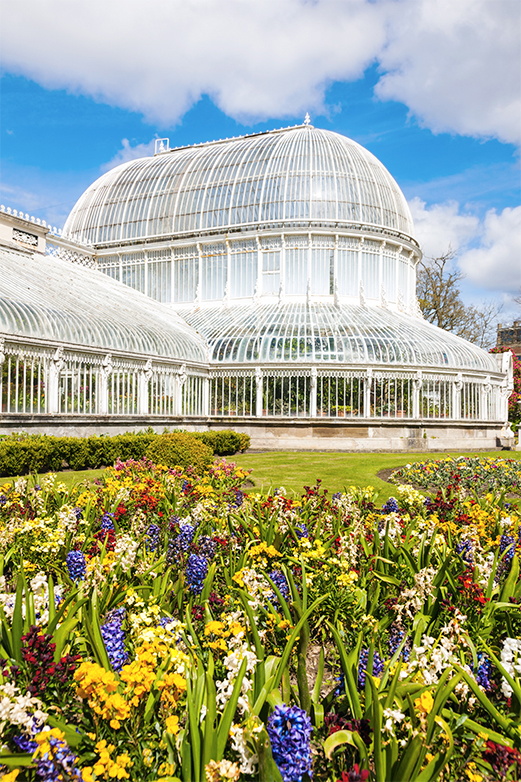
[0,454,520,782]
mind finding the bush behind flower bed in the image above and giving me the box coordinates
[145,432,213,473]
[0,429,250,477]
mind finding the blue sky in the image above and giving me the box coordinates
[0,0,520,312]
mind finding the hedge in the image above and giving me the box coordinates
[145,433,213,473]
[0,429,250,477]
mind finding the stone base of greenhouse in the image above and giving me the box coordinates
[0,414,512,451]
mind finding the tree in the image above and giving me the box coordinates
[416,250,502,349]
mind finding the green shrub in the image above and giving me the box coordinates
[0,428,247,477]
[145,433,213,473]
[193,429,250,455]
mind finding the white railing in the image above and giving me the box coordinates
[0,337,207,418]
[0,336,508,423]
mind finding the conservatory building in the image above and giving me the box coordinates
[0,122,513,449]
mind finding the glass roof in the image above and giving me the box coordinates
[0,245,208,363]
[64,125,415,246]
[178,302,498,372]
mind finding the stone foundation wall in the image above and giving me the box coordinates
[0,414,510,451]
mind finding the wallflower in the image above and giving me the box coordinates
[414,691,434,714]
[74,662,130,729]
[82,739,133,781]
[164,714,180,734]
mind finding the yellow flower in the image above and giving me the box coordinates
[415,690,434,714]
[205,620,226,636]
[165,714,180,734]
[232,570,244,587]
[465,762,483,782]
[1,770,20,782]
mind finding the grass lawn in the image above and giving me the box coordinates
[234,450,521,502]
[2,450,520,503]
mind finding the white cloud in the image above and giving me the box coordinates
[458,206,521,293]
[0,0,519,144]
[409,197,479,259]
[410,198,521,296]
[101,139,156,172]
[376,0,521,146]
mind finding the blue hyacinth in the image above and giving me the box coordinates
[455,539,474,563]
[198,535,216,561]
[388,626,410,661]
[101,512,115,531]
[358,648,385,690]
[186,554,208,594]
[145,523,161,552]
[500,534,516,564]
[13,733,38,753]
[34,734,82,781]
[475,654,492,691]
[233,490,244,508]
[66,550,86,582]
[383,497,399,514]
[295,524,309,539]
[101,607,129,672]
[267,704,313,782]
[177,522,196,551]
[268,569,290,606]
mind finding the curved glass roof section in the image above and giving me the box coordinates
[179,303,497,372]
[64,126,415,246]
[0,245,207,362]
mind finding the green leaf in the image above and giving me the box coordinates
[0,752,34,767]
[323,729,359,759]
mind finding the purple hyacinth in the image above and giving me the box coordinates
[268,569,290,606]
[101,608,129,672]
[500,535,516,564]
[198,535,216,561]
[186,554,208,594]
[101,512,115,531]
[475,654,492,691]
[358,648,385,690]
[34,734,82,781]
[66,550,86,582]
[383,497,399,514]
[233,490,244,508]
[388,626,410,662]
[455,539,474,564]
[145,523,161,552]
[177,522,196,551]
[296,524,309,539]
[13,733,38,753]
[267,704,313,782]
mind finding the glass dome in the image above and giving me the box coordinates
[0,244,207,362]
[179,302,498,372]
[64,125,415,246]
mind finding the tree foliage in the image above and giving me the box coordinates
[416,250,501,349]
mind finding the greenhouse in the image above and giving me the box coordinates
[0,121,513,448]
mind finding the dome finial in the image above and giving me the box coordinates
[304,112,311,126]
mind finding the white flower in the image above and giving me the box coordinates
[382,707,406,737]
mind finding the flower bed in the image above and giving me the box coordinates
[390,456,521,496]
[0,458,520,782]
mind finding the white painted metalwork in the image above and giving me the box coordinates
[64,126,416,246]
[0,243,207,363]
